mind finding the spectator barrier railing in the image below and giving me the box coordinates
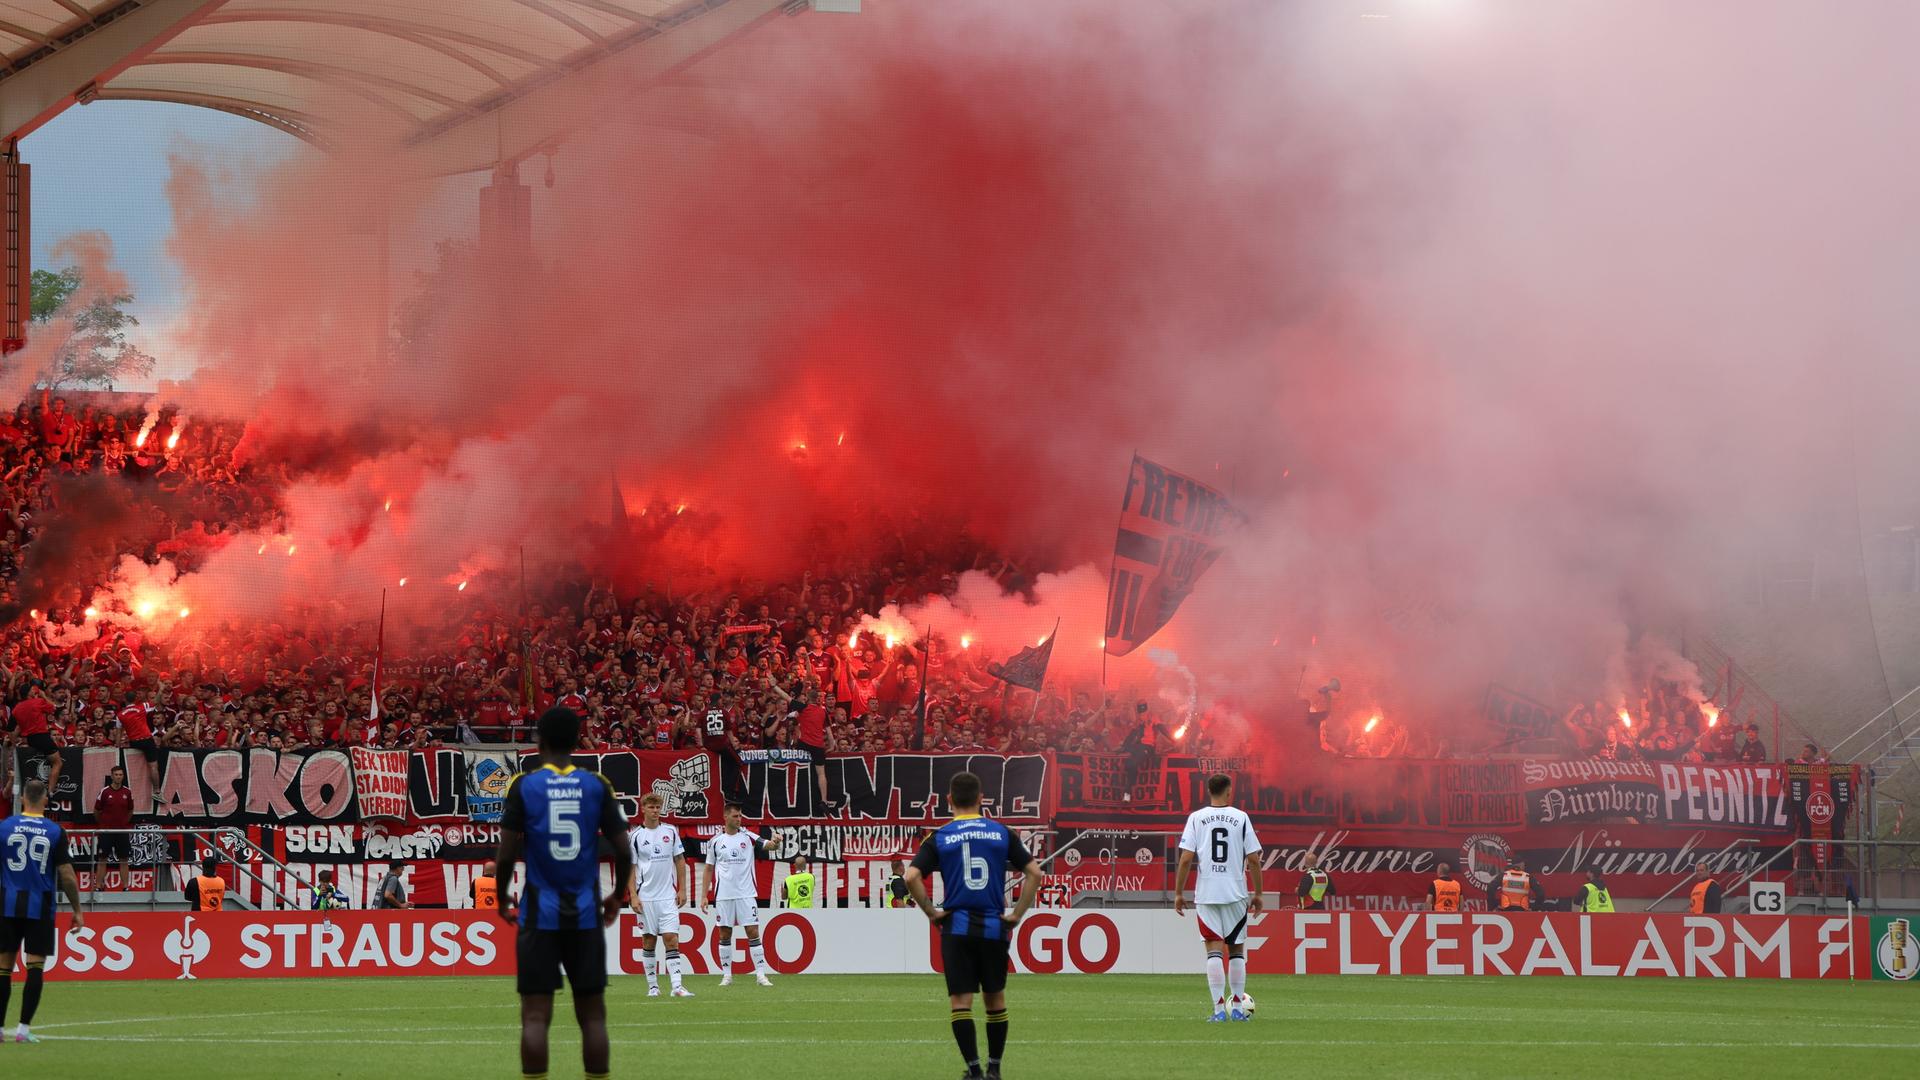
[1829,680,1920,780]
[80,825,306,911]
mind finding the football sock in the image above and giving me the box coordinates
[1205,954,1227,1007]
[20,961,44,1025]
[585,1073,610,1079]
[1228,956,1247,1001]
[521,1073,546,1079]
[665,948,685,989]
[642,951,658,988]
[748,942,767,972]
[985,1008,1009,1066]
[950,1008,980,1071]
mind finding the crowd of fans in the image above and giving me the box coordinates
[1560,682,1788,764]
[0,394,1211,768]
[0,394,1812,773]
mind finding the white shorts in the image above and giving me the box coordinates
[713,898,760,929]
[1197,901,1251,946]
[638,899,681,938]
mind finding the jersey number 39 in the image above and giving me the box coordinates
[5,832,50,873]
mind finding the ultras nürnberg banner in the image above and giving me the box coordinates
[27,910,1869,981]
[1104,454,1243,657]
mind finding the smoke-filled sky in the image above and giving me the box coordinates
[20,0,1920,733]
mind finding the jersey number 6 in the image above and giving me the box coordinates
[961,840,992,890]
[1210,827,1229,865]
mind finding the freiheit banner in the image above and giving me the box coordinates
[1104,454,1242,657]
[29,910,1866,982]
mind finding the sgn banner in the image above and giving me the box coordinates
[30,910,1865,982]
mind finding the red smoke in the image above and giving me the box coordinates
[147,1,1324,675]
[72,0,1920,740]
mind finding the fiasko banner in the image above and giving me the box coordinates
[30,910,1867,982]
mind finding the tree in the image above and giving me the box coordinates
[28,265,155,389]
[29,267,81,321]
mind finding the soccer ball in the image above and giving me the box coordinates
[1238,994,1256,1016]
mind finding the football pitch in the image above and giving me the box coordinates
[16,974,1918,1078]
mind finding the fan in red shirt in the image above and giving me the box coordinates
[790,689,839,817]
[94,764,136,894]
[10,685,63,794]
[118,697,163,812]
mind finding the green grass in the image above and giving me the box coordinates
[12,973,1919,1078]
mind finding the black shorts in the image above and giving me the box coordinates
[97,831,132,863]
[940,932,1010,997]
[517,926,607,997]
[24,732,55,756]
[796,742,826,767]
[128,738,160,759]
[0,914,56,957]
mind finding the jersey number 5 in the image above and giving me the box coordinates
[960,840,992,890]
[1210,827,1229,865]
[5,832,50,873]
[548,799,582,860]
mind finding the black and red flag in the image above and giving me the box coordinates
[989,619,1058,692]
[1104,455,1243,657]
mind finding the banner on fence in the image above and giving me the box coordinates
[350,749,410,820]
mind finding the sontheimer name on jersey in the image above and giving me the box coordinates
[1179,805,1261,904]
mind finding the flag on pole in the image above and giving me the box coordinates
[518,547,538,716]
[989,619,1058,692]
[368,589,386,735]
[911,627,932,750]
[1104,454,1243,657]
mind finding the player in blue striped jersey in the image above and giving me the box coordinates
[493,708,632,1080]
[1,779,84,1044]
[906,771,1044,1080]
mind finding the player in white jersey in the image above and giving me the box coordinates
[702,802,782,986]
[627,793,691,997]
[1172,773,1263,1022]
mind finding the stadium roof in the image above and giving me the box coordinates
[0,0,794,174]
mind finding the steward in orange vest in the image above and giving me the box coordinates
[1428,862,1462,912]
[470,872,498,910]
[184,857,226,911]
[1492,856,1541,911]
[1689,864,1723,914]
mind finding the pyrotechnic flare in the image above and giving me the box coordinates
[1618,709,1633,729]
[1364,714,1381,734]
[166,423,184,450]
[134,398,160,448]
[1700,702,1721,727]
